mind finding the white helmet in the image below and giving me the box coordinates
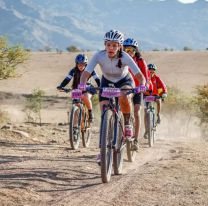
[104,29,124,45]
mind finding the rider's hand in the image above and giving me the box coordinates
[88,87,97,95]
[135,84,146,93]
[162,93,167,98]
[78,83,87,91]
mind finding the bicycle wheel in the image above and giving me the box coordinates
[100,109,114,183]
[126,116,136,162]
[81,108,91,148]
[113,111,125,175]
[69,105,81,150]
[146,111,154,147]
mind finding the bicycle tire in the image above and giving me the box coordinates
[69,105,81,150]
[126,116,136,162]
[100,109,114,183]
[147,111,154,147]
[81,108,91,148]
[113,111,125,175]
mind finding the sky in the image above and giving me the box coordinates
[177,0,198,3]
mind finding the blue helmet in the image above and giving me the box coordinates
[148,63,157,71]
[104,29,124,45]
[123,38,139,48]
[75,54,88,64]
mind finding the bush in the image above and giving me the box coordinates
[0,110,10,124]
[66,45,81,52]
[0,36,29,79]
[183,46,192,51]
[24,88,45,125]
[162,86,195,137]
[163,86,194,114]
[194,84,208,124]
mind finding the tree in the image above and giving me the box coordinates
[0,36,29,79]
[183,46,192,51]
[66,45,80,52]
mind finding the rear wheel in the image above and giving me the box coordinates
[147,111,154,147]
[100,109,114,183]
[69,105,81,150]
[113,112,125,175]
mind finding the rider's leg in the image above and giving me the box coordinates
[81,93,94,121]
[119,85,132,125]
[156,99,161,123]
[134,104,141,140]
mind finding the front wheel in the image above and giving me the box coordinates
[113,112,125,175]
[81,108,91,148]
[100,109,114,183]
[69,105,81,150]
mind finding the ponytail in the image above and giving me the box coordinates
[135,47,142,59]
[117,48,123,68]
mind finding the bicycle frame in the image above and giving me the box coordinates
[100,96,123,150]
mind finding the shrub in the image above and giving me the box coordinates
[0,110,10,124]
[24,88,45,125]
[183,46,192,51]
[194,84,208,124]
[0,36,29,79]
[66,45,81,52]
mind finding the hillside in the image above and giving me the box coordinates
[0,0,208,50]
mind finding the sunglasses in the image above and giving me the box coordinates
[124,47,136,53]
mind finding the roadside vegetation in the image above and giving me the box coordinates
[163,85,208,140]
[0,36,29,79]
[24,88,45,126]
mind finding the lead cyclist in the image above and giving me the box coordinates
[79,30,146,161]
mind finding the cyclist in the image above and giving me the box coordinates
[57,54,100,122]
[143,63,168,138]
[79,30,146,158]
[123,38,151,150]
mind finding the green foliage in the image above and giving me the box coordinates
[152,48,160,51]
[91,94,99,107]
[66,45,81,52]
[183,46,192,51]
[0,36,29,79]
[163,86,194,114]
[0,110,10,124]
[24,88,45,125]
[194,84,208,125]
[44,46,52,52]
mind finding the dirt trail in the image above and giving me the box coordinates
[0,124,208,206]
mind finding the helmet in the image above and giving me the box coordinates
[75,54,88,64]
[123,38,138,48]
[148,63,157,71]
[104,29,124,45]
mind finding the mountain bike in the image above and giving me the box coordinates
[61,88,92,149]
[99,86,138,183]
[144,95,161,147]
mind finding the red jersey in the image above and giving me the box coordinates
[151,74,167,96]
[129,56,152,90]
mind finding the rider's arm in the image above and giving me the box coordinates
[156,75,167,94]
[80,53,99,84]
[58,68,75,88]
[137,58,148,81]
[124,52,146,85]
[91,71,101,87]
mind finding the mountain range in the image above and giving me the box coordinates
[0,0,208,51]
